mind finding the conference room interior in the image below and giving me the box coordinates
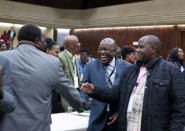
[0,0,185,131]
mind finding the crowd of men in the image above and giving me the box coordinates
[0,24,185,131]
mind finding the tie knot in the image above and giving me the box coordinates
[103,65,108,71]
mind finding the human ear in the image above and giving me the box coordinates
[35,37,40,49]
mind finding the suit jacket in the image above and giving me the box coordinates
[58,50,80,86]
[90,57,185,131]
[0,44,82,131]
[0,56,16,114]
[80,58,130,131]
[7,30,16,38]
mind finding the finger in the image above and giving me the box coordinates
[109,114,115,120]
[107,117,117,126]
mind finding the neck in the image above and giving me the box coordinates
[66,48,74,56]
[19,40,35,47]
[143,55,159,67]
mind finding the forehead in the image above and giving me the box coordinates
[52,45,60,50]
[99,41,115,48]
[138,38,150,47]
[178,48,183,52]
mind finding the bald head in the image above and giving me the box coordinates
[137,35,162,65]
[98,38,117,64]
[63,35,78,48]
[100,38,117,49]
[63,35,79,55]
[139,35,161,54]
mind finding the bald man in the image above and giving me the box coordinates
[58,35,81,112]
[81,35,185,131]
[80,38,130,131]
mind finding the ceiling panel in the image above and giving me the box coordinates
[9,0,151,9]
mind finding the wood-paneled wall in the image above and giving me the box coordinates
[70,26,185,58]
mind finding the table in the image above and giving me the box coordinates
[51,112,89,131]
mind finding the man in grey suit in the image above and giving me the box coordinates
[0,56,16,114]
[0,24,84,131]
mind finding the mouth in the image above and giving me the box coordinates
[101,55,108,62]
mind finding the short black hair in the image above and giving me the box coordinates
[60,46,65,52]
[80,49,89,56]
[45,37,58,49]
[18,24,41,43]
[169,47,179,61]
[121,46,136,59]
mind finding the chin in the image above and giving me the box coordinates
[101,60,107,64]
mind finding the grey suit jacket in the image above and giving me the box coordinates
[0,44,82,131]
[0,56,16,114]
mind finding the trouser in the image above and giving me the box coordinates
[9,38,14,48]
[102,111,118,131]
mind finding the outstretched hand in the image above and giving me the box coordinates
[81,82,94,94]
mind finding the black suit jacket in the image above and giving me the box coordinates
[91,57,185,131]
[7,30,16,38]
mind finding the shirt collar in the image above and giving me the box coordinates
[109,57,116,67]
[65,49,73,58]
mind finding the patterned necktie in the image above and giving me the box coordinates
[104,65,113,88]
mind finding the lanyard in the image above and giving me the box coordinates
[132,66,147,94]
[106,59,117,86]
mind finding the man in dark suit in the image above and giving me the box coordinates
[82,35,185,131]
[80,38,130,131]
[0,56,16,114]
[7,27,16,48]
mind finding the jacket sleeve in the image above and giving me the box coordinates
[89,66,129,104]
[89,84,119,104]
[80,63,91,109]
[53,59,82,111]
[0,58,16,113]
[169,67,185,131]
[14,31,16,37]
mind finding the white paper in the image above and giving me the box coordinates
[74,76,79,88]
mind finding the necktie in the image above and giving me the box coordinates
[104,65,113,88]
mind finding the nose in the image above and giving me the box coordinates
[137,48,141,53]
[100,49,106,54]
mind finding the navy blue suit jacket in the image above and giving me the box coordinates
[80,58,130,131]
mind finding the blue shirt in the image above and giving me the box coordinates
[78,57,94,75]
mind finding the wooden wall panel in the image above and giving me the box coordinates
[70,26,183,58]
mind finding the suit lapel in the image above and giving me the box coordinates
[114,59,122,86]
[64,50,74,80]
[97,59,107,87]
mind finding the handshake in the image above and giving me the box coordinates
[79,83,95,112]
[81,82,95,94]
[80,82,118,126]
